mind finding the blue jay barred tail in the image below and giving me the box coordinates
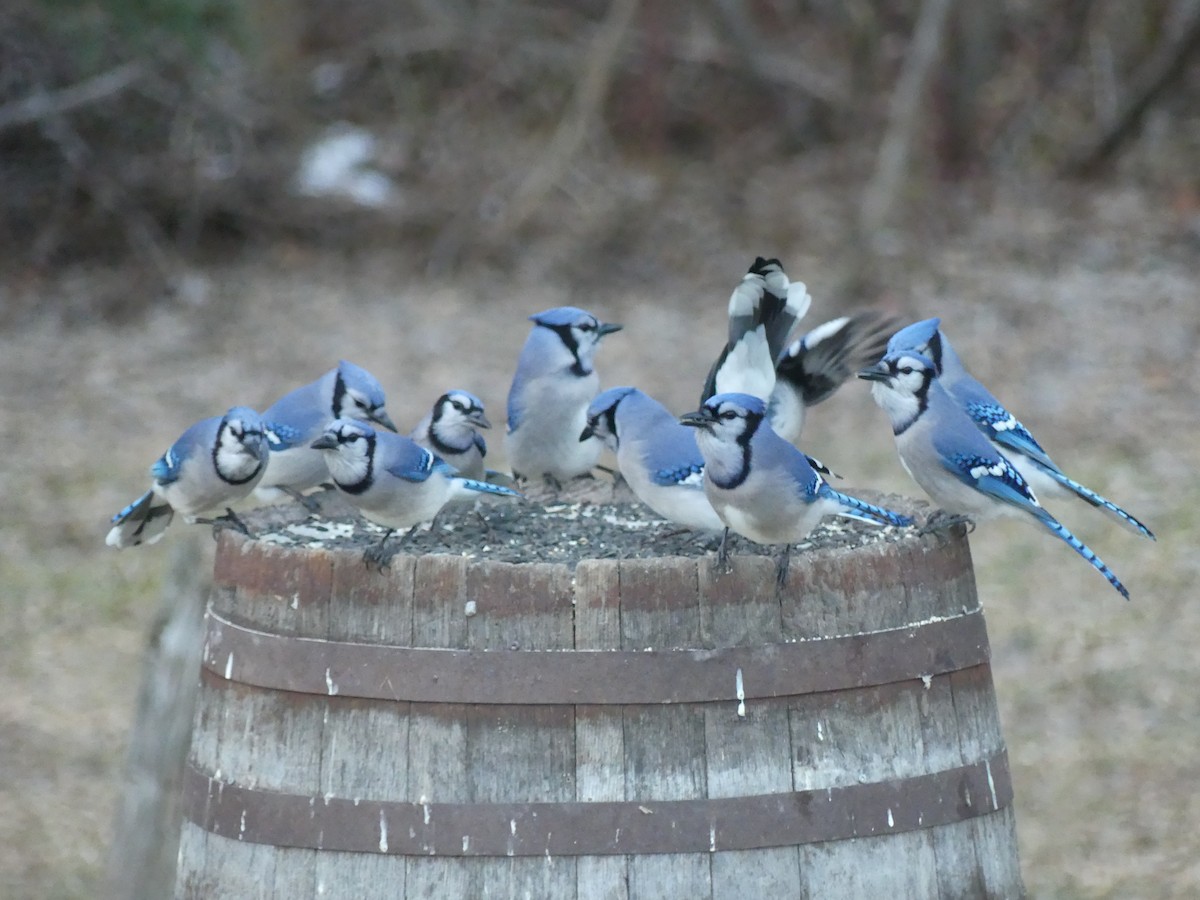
[701,257,812,404]
[1033,510,1131,600]
[1039,468,1155,541]
[822,486,913,528]
[107,490,174,548]
[861,350,1135,601]
[452,477,522,499]
[888,317,1154,542]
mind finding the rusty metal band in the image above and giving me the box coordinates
[182,750,1011,857]
[201,607,989,705]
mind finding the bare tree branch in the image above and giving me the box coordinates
[858,0,958,237]
[494,0,642,236]
[0,62,144,133]
[1060,0,1200,176]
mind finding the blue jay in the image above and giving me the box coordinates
[702,257,894,445]
[505,306,622,484]
[580,386,725,533]
[256,360,397,505]
[107,406,268,548]
[311,418,521,561]
[859,351,1131,599]
[410,390,490,480]
[885,318,1153,539]
[679,392,912,574]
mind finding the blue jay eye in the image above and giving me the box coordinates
[720,410,737,420]
[899,366,914,375]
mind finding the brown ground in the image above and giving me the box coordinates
[1,176,1197,897]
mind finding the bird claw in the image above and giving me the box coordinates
[201,508,252,541]
[362,540,395,571]
[920,510,975,536]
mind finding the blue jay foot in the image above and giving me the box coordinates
[362,525,421,570]
[920,510,975,536]
[362,529,398,570]
[281,486,325,514]
[198,508,252,540]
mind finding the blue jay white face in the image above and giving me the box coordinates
[434,391,491,431]
[529,307,623,377]
[334,362,397,432]
[311,419,376,490]
[679,393,766,488]
[579,386,636,452]
[858,352,935,433]
[679,393,766,445]
[213,409,269,484]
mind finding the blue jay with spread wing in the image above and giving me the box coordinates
[859,350,1131,599]
[256,360,397,505]
[680,392,911,574]
[107,406,268,548]
[311,418,520,561]
[702,257,894,445]
[505,306,622,484]
[581,386,725,533]
[884,318,1153,539]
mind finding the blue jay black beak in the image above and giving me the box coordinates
[857,361,891,383]
[579,423,596,442]
[468,410,492,430]
[371,409,398,432]
[598,322,623,337]
[310,434,338,451]
[678,409,715,431]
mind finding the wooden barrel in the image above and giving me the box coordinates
[176,505,1024,899]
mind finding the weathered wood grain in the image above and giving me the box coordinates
[618,557,711,898]
[699,554,802,898]
[574,559,629,900]
[178,519,1023,899]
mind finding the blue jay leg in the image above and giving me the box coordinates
[715,527,733,574]
[921,510,975,535]
[196,508,252,539]
[776,544,792,588]
[281,486,325,514]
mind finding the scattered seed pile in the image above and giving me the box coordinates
[249,480,928,567]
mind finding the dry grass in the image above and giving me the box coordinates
[1,176,1196,898]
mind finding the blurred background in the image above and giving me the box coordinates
[1,0,1198,896]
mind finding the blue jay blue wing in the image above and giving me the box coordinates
[473,432,488,458]
[651,461,705,488]
[381,443,440,483]
[150,447,183,485]
[940,449,1044,514]
[821,485,913,527]
[965,401,1154,539]
[263,420,308,452]
[642,428,707,488]
[964,400,1057,470]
